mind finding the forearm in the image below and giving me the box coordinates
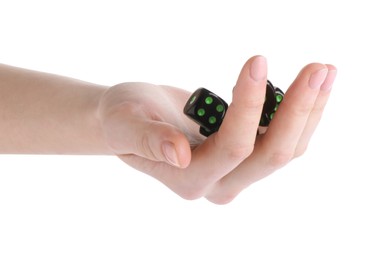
[0,64,110,154]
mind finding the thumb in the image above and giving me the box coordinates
[107,117,191,168]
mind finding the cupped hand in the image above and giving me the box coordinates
[97,56,337,204]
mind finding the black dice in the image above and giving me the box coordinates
[184,81,284,137]
[183,88,228,137]
[259,81,284,127]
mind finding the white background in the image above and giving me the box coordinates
[1,0,391,259]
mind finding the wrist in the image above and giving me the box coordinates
[83,84,113,154]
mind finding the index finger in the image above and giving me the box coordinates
[185,56,268,183]
[214,56,268,162]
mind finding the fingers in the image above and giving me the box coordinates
[186,56,268,180]
[261,63,328,160]
[216,55,268,159]
[207,63,336,203]
[294,65,337,156]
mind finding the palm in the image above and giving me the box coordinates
[98,82,204,154]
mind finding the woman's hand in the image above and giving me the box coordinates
[97,56,337,204]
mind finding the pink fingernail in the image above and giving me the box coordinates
[308,68,328,89]
[320,69,337,91]
[250,56,267,82]
[162,142,180,167]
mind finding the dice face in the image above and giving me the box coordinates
[259,81,284,127]
[183,88,228,136]
[184,81,284,137]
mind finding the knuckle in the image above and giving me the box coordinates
[312,102,327,115]
[177,186,205,201]
[139,130,156,159]
[290,102,314,118]
[294,145,308,158]
[136,122,160,161]
[226,144,254,162]
[268,151,294,169]
[207,192,237,205]
[141,134,153,157]
[242,97,264,110]
[205,181,240,205]
[231,99,264,116]
[214,135,254,162]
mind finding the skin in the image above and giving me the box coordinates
[0,56,337,204]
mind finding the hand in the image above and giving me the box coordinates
[97,56,337,204]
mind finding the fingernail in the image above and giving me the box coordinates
[162,142,180,167]
[308,68,328,89]
[250,56,267,82]
[320,69,337,91]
